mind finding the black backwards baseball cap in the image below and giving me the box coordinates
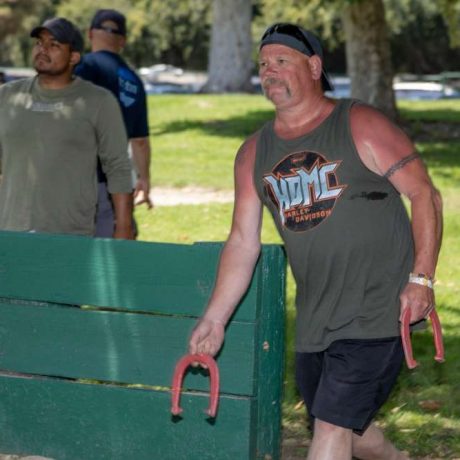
[30,18,84,53]
[260,23,333,92]
[90,9,127,37]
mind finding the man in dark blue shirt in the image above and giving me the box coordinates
[75,9,152,238]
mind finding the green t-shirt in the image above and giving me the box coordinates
[254,99,414,352]
[0,76,132,236]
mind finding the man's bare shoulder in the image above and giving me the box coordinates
[350,102,410,144]
[235,131,261,167]
[350,101,414,175]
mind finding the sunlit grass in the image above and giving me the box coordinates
[148,94,273,188]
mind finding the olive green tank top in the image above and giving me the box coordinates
[254,99,414,352]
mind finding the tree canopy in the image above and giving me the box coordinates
[1,0,458,76]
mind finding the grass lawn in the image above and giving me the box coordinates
[136,95,460,458]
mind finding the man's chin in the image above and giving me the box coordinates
[265,88,289,104]
[34,64,50,74]
[35,67,67,77]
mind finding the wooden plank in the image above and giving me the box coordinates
[254,245,287,460]
[0,374,263,460]
[0,232,259,321]
[0,302,256,396]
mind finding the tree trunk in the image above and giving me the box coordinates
[203,0,253,93]
[341,0,398,119]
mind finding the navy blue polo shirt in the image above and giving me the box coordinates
[75,51,149,181]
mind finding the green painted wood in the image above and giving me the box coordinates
[254,245,287,460]
[0,375,261,460]
[0,232,259,321]
[0,232,287,460]
[0,302,256,395]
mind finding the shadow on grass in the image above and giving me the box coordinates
[154,109,274,138]
[418,141,460,169]
[384,415,459,458]
[155,108,460,173]
[381,301,460,457]
[399,106,460,123]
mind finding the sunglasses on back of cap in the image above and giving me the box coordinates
[261,23,315,56]
[94,25,124,35]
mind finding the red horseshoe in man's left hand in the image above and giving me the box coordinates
[401,308,445,369]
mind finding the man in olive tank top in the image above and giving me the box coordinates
[189,24,442,460]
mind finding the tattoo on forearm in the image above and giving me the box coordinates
[383,152,420,179]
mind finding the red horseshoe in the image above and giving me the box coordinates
[171,353,220,418]
[401,308,445,369]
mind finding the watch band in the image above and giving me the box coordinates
[409,272,434,289]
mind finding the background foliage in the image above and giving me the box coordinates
[1,0,459,75]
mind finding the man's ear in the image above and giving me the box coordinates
[308,55,323,82]
[118,35,127,51]
[70,51,82,67]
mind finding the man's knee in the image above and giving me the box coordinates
[313,418,351,438]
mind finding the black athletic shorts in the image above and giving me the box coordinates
[295,336,404,435]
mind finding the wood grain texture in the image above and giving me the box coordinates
[0,232,259,320]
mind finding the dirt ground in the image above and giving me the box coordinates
[1,441,450,460]
[0,457,53,460]
[0,447,312,460]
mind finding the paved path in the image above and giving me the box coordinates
[150,186,233,206]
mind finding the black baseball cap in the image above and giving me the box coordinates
[90,9,127,36]
[30,18,84,53]
[260,23,333,92]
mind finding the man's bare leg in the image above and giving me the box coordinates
[352,423,410,460]
[307,419,352,460]
[306,419,409,460]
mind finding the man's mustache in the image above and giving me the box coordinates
[34,54,51,62]
[262,77,285,88]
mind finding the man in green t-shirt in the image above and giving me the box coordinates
[0,17,134,238]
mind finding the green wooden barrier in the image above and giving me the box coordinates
[0,231,286,460]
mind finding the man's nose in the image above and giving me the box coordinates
[260,68,276,80]
[261,62,278,75]
[36,42,50,52]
